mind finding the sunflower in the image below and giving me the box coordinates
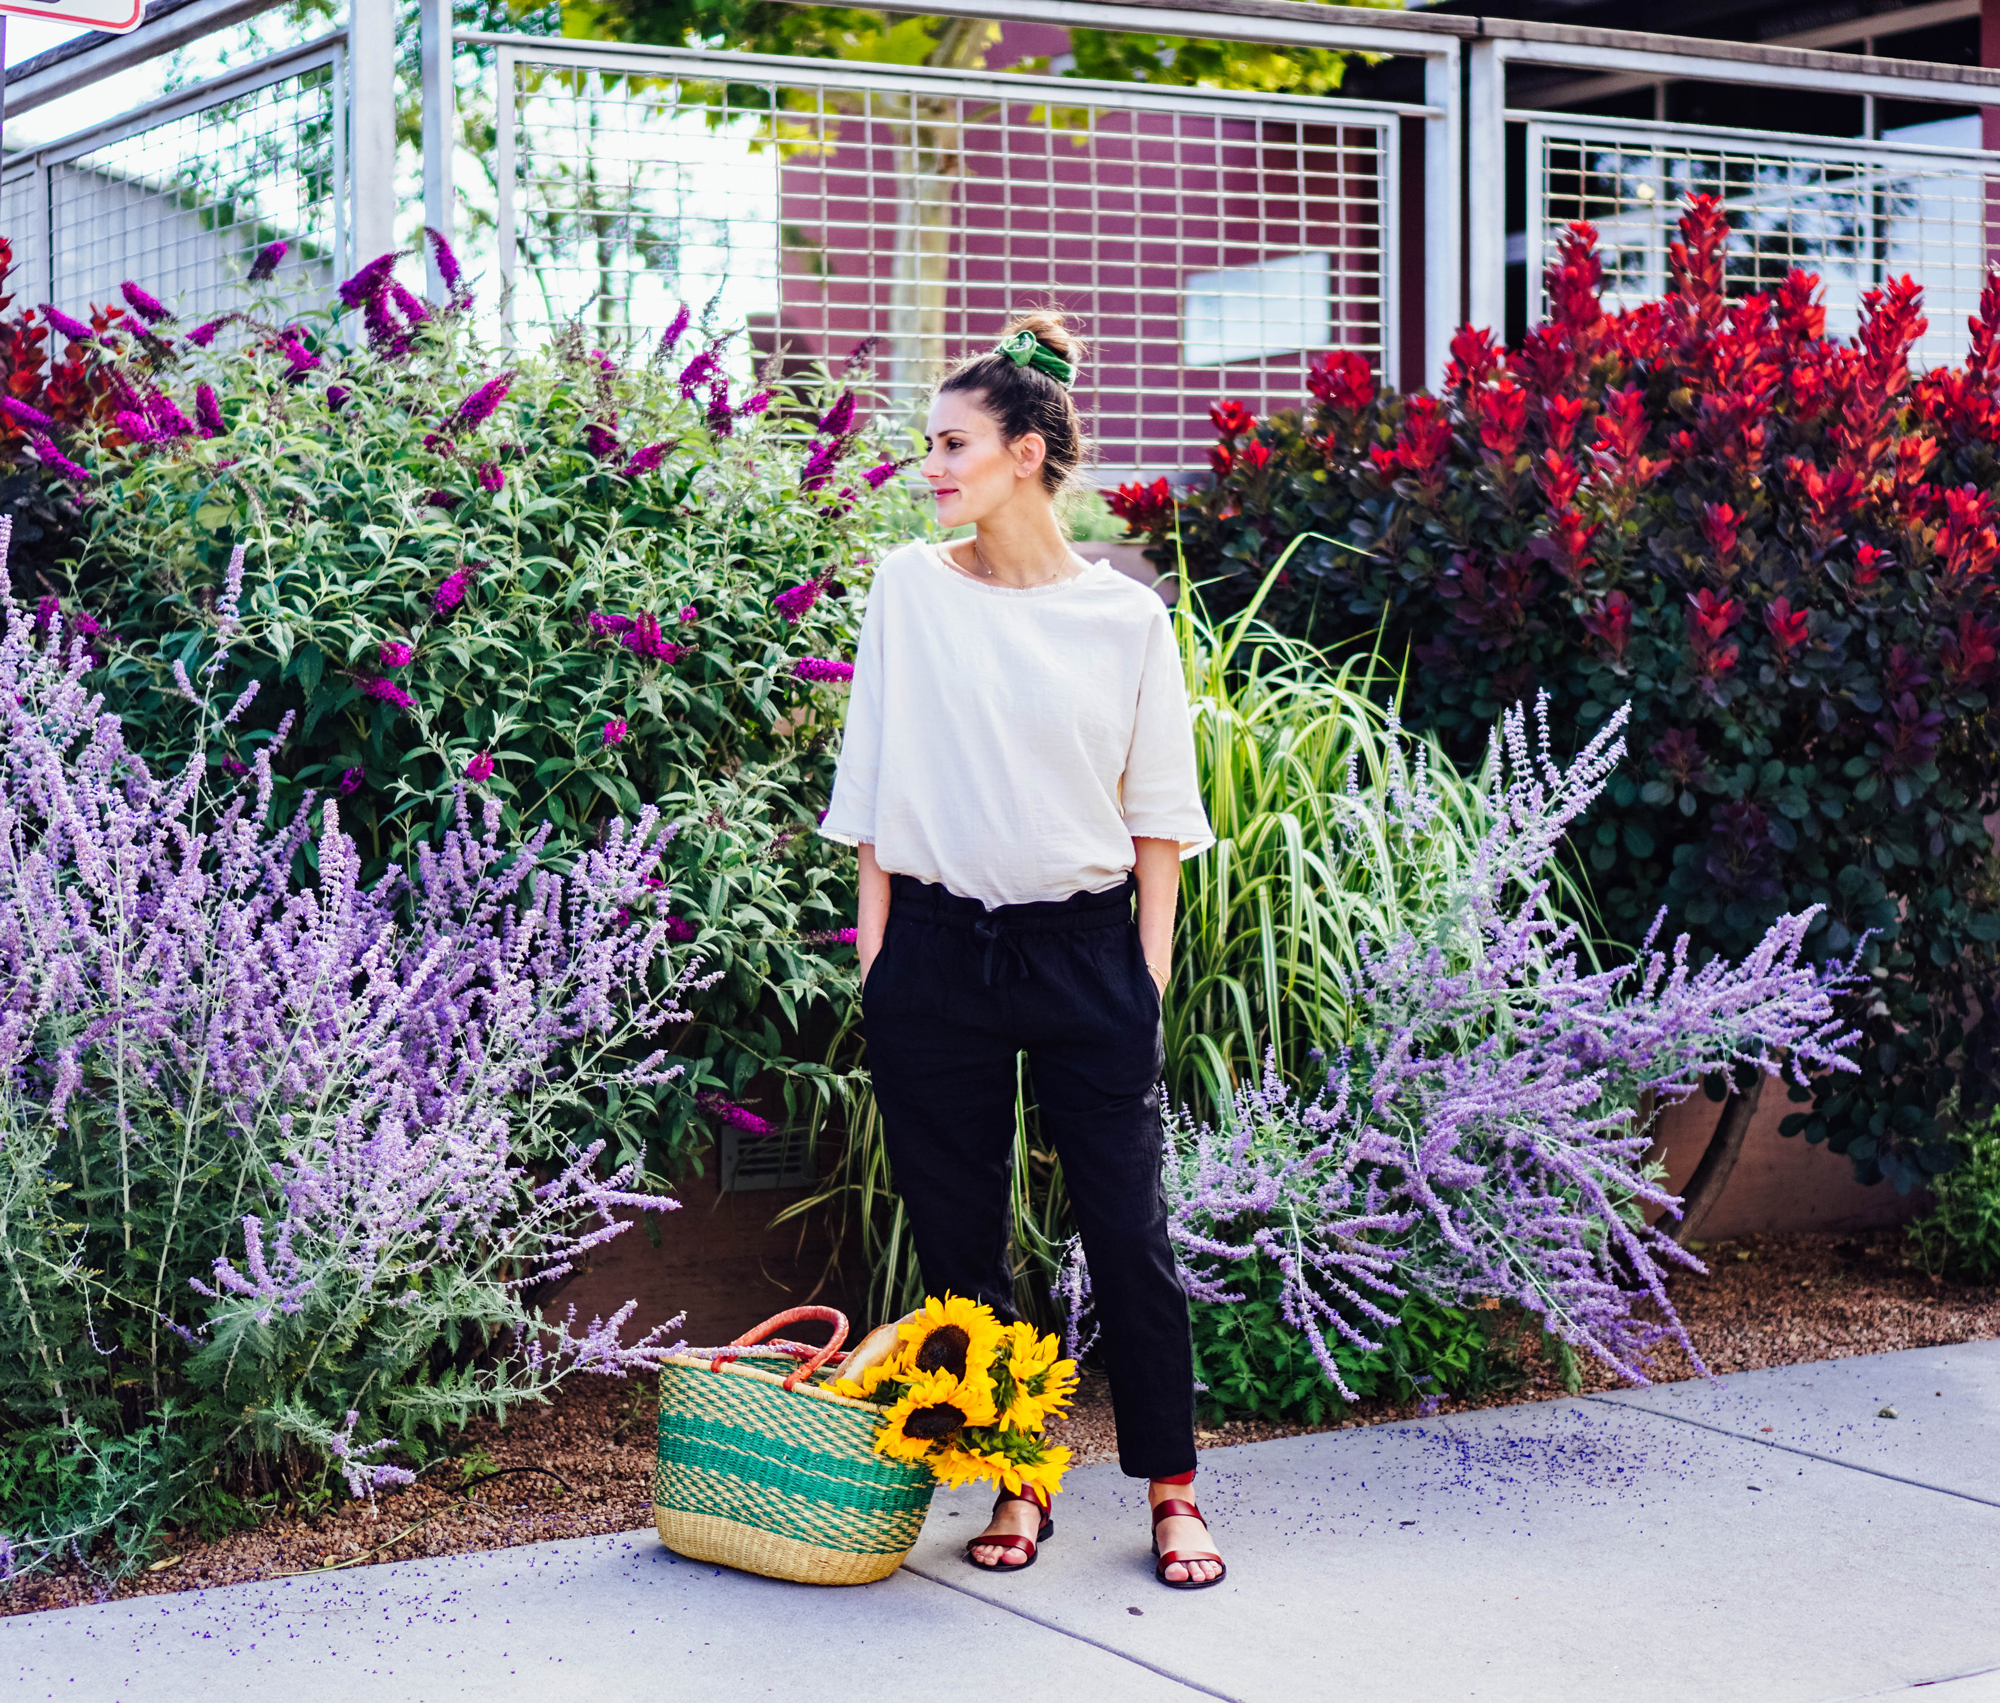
[831,1360,907,1404]
[929,1429,1072,1500]
[992,1321,1079,1432]
[872,1368,996,1464]
[892,1294,1005,1393]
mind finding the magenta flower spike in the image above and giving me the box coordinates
[248,240,289,282]
[120,280,172,324]
[195,383,225,439]
[42,305,95,344]
[465,749,495,782]
[602,717,628,746]
[792,657,854,683]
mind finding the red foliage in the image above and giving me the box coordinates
[1209,399,1255,440]
[1308,350,1375,411]
[1581,590,1632,662]
[1107,476,1175,535]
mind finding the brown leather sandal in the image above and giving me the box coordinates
[1150,1497,1226,1590]
[965,1487,1054,1573]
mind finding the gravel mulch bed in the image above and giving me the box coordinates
[6,1229,1995,1616]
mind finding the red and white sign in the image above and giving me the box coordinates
[0,0,144,34]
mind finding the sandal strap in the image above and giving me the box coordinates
[1151,1497,1202,1527]
[966,1531,1037,1563]
[1156,1547,1223,1566]
[994,1487,1051,1515]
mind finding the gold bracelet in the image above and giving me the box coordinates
[1146,961,1169,990]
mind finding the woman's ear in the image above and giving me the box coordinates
[1011,431,1049,481]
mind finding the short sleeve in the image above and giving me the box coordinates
[818,580,884,846]
[1119,605,1213,858]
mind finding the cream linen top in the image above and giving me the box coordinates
[819,540,1213,909]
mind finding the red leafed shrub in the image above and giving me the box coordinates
[1122,195,2000,1190]
[0,237,128,601]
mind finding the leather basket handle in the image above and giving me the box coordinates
[708,1306,850,1392]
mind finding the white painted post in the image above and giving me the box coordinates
[1466,37,1505,340]
[348,0,397,265]
[421,0,455,299]
[1423,42,1462,391]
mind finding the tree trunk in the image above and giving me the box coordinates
[1667,1073,1766,1245]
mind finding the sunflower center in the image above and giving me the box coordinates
[903,1402,967,1441]
[913,1324,972,1379]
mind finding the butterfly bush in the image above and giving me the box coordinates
[0,584,704,1581]
[1062,697,1861,1396]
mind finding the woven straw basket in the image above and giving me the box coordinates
[654,1306,935,1586]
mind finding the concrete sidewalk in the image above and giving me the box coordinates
[5,1341,1998,1703]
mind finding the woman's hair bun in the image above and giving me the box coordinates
[1005,309,1084,375]
[936,306,1091,494]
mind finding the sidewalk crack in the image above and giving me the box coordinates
[901,1562,1245,1702]
[1584,1394,2000,1512]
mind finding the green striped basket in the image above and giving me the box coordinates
[654,1308,934,1586]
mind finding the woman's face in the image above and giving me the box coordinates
[921,390,1047,530]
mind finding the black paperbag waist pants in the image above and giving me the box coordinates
[863,872,1196,1481]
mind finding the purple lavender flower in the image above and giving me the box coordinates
[195,383,225,439]
[772,579,823,624]
[705,382,734,438]
[336,765,364,794]
[362,677,414,711]
[114,409,166,446]
[477,462,504,494]
[424,226,466,303]
[248,240,289,282]
[699,1092,772,1135]
[390,282,431,328]
[145,392,194,437]
[803,927,859,945]
[32,594,58,635]
[40,305,95,344]
[466,749,495,782]
[186,317,228,348]
[620,613,690,665]
[676,347,721,399]
[620,442,674,479]
[678,604,698,623]
[587,611,636,640]
[602,717,627,746]
[326,385,351,414]
[453,375,513,431]
[379,640,414,668]
[862,459,902,490]
[799,438,842,492]
[659,303,691,355]
[120,280,172,324]
[0,396,55,432]
[434,565,476,613]
[337,253,397,309]
[584,422,620,459]
[738,390,773,418]
[662,914,697,943]
[30,434,89,482]
[792,657,855,684]
[427,489,462,511]
[815,391,855,438]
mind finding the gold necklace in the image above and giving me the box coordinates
[968,537,1064,586]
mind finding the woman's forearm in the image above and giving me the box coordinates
[1133,836,1180,992]
[857,841,891,984]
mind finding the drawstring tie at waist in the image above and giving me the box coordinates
[971,914,1032,987]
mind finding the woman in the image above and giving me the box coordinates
[820,313,1225,1590]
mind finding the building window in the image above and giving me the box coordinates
[1183,252,1332,367]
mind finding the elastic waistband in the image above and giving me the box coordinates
[889,873,1135,934]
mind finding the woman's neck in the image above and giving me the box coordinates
[960,504,1080,589]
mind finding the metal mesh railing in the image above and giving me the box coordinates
[497,44,1398,475]
[1525,114,1999,366]
[1,39,347,321]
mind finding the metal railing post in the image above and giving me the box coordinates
[1424,40,1461,390]
[1466,37,1505,338]
[349,0,396,263]
[421,0,455,299]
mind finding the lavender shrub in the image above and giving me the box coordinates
[0,585,701,1583]
[1062,698,1861,1396]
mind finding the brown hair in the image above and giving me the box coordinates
[936,310,1089,494]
